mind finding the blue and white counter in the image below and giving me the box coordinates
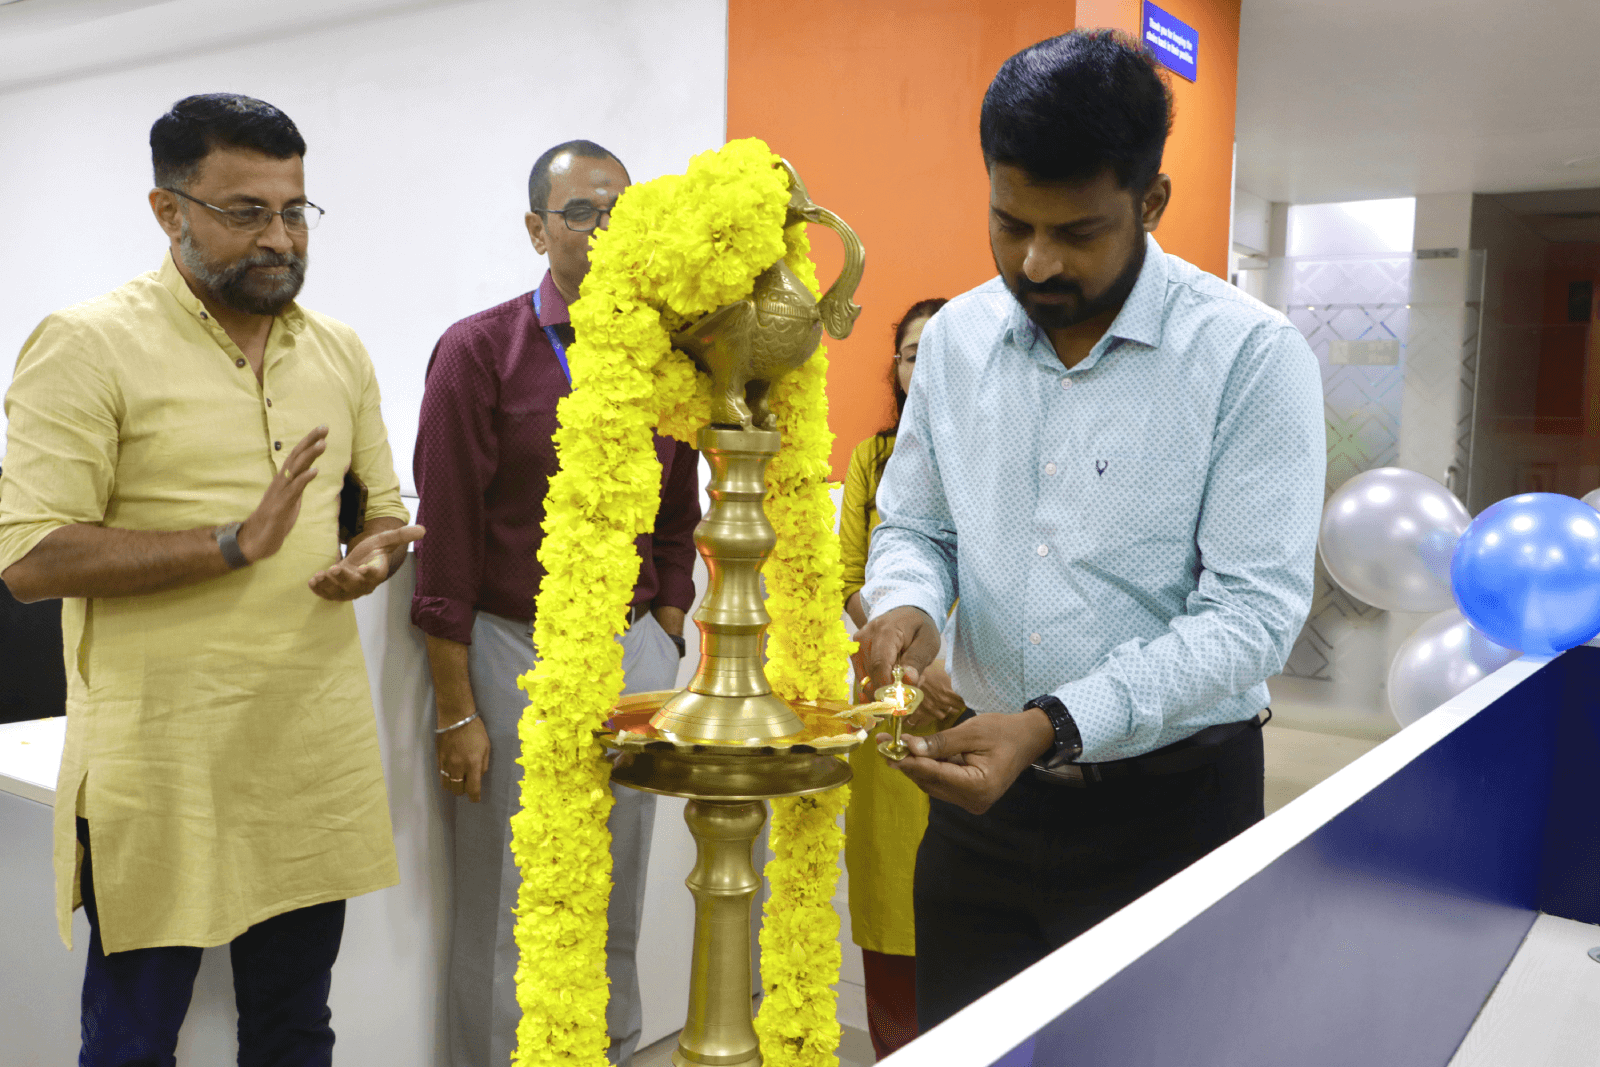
[884,647,1600,1066]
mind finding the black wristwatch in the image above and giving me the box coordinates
[1024,694,1083,769]
[214,522,250,570]
[668,633,687,659]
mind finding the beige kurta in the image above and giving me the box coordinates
[0,254,410,952]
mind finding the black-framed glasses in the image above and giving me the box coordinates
[536,202,614,234]
[164,188,324,232]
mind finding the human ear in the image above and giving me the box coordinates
[1141,175,1172,232]
[149,188,184,241]
[525,211,549,256]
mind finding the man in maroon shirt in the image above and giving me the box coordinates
[412,140,700,1067]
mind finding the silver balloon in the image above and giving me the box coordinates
[1583,487,1600,512]
[1318,468,1471,613]
[1387,609,1519,727]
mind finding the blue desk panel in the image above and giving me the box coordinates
[1000,649,1600,1067]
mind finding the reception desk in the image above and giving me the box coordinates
[884,646,1600,1067]
[0,557,699,1066]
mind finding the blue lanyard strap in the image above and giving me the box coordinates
[531,288,572,385]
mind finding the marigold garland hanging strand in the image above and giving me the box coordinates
[509,138,854,1067]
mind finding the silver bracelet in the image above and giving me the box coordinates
[434,712,480,735]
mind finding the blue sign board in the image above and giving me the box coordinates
[1142,1,1198,82]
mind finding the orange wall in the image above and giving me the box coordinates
[1077,0,1241,278]
[727,0,1239,478]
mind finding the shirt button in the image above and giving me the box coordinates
[235,358,247,368]
[199,312,208,320]
[1045,462,1057,476]
[1029,633,1042,645]
[1037,544,1049,556]
[274,441,282,451]
[1060,377,1073,391]
[265,398,273,408]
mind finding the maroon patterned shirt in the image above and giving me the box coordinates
[410,271,700,644]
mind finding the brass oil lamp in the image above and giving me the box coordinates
[602,160,868,1067]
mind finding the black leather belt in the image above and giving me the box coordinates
[625,603,649,627]
[1032,709,1271,788]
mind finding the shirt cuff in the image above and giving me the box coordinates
[654,568,696,613]
[365,502,413,525]
[1051,671,1132,763]
[862,589,945,629]
[0,519,67,576]
[409,595,476,645]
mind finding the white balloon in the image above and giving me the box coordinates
[1582,487,1600,512]
[1318,468,1471,613]
[1387,608,1519,727]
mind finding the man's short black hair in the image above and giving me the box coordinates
[528,140,625,213]
[980,30,1173,192]
[150,94,306,190]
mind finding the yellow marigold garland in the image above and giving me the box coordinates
[752,219,856,1067]
[512,138,855,1067]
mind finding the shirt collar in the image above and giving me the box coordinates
[1001,232,1169,359]
[1101,233,1168,350]
[535,270,570,327]
[155,250,307,336]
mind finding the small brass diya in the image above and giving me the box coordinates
[871,666,925,761]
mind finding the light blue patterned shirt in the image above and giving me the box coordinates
[863,235,1324,762]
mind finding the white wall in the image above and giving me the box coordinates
[0,0,729,494]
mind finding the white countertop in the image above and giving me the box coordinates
[0,714,64,805]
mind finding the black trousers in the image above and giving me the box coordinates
[913,725,1265,1030]
[77,819,346,1067]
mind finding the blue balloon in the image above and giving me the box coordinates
[1451,493,1600,655]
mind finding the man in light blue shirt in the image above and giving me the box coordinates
[856,30,1323,1029]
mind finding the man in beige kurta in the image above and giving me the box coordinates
[0,93,420,1065]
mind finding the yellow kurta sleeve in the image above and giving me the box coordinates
[839,434,890,607]
[0,315,121,572]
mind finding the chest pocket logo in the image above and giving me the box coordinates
[1095,459,1109,477]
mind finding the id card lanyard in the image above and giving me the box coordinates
[531,288,572,385]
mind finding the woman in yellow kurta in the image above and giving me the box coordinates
[841,297,958,1060]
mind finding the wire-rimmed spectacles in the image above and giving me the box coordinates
[164,188,325,232]
[536,202,615,234]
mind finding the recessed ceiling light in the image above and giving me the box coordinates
[1562,153,1600,168]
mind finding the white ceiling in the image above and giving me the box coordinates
[1235,0,1600,205]
[0,0,474,94]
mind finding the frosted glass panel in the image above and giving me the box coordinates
[1266,251,1484,685]
[1287,198,1417,257]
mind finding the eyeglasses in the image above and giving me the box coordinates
[164,188,324,232]
[536,202,614,234]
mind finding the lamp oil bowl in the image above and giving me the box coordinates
[872,666,924,761]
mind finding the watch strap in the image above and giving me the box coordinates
[1024,694,1083,768]
[215,522,250,570]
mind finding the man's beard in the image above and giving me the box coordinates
[179,222,307,316]
[1001,233,1146,332]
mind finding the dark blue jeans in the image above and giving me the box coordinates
[77,819,346,1067]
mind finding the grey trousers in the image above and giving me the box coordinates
[447,609,680,1067]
